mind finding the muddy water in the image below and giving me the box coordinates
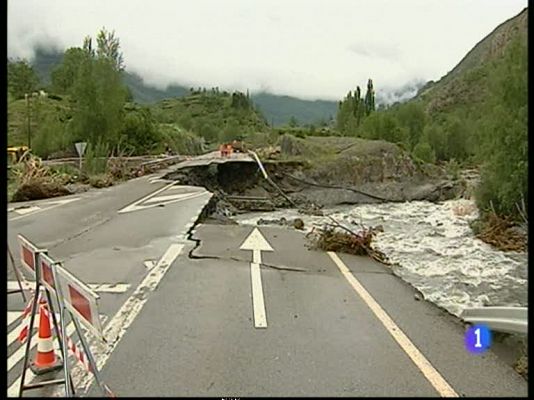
[235,199,528,317]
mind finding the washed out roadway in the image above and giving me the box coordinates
[87,224,527,397]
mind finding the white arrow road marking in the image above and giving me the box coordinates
[9,197,80,221]
[7,281,130,294]
[240,228,274,329]
[328,252,458,397]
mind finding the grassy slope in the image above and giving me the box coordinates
[151,92,269,134]
[7,94,72,147]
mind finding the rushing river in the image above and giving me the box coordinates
[235,198,528,317]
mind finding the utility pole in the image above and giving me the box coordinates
[25,93,31,149]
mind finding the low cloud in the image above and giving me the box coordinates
[8,0,527,101]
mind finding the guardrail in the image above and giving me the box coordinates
[461,306,527,335]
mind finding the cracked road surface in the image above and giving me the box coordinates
[86,224,526,397]
[7,173,211,397]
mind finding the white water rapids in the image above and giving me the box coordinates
[235,199,528,317]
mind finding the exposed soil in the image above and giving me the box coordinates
[164,149,466,219]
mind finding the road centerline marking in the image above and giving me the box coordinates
[240,228,273,329]
[328,251,458,398]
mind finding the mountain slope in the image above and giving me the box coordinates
[251,92,336,126]
[416,7,527,114]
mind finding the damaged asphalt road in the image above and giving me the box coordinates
[87,223,527,397]
[7,152,526,397]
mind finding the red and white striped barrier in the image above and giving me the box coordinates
[18,297,34,344]
[66,336,93,374]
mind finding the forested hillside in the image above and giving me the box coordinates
[332,7,527,219]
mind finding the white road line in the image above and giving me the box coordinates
[14,206,41,215]
[7,282,130,294]
[8,312,19,326]
[119,191,210,214]
[83,284,131,294]
[328,252,458,398]
[9,198,80,221]
[144,193,199,204]
[250,262,267,328]
[149,178,169,184]
[118,182,176,213]
[7,312,33,347]
[7,312,63,347]
[64,243,184,395]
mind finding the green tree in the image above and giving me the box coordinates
[395,102,426,151]
[69,29,127,151]
[444,116,468,161]
[364,78,375,115]
[96,28,125,71]
[413,139,436,163]
[8,59,39,99]
[476,38,527,218]
[120,107,160,154]
[288,116,299,127]
[51,47,87,94]
[424,123,448,161]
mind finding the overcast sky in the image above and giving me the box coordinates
[8,0,527,101]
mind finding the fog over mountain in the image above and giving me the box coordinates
[8,0,527,103]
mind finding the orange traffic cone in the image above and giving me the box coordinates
[30,300,62,375]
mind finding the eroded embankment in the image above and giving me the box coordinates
[163,149,465,219]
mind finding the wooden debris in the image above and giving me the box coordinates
[306,220,389,264]
[11,154,72,201]
[476,212,527,252]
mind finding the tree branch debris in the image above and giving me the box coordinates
[306,218,389,264]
